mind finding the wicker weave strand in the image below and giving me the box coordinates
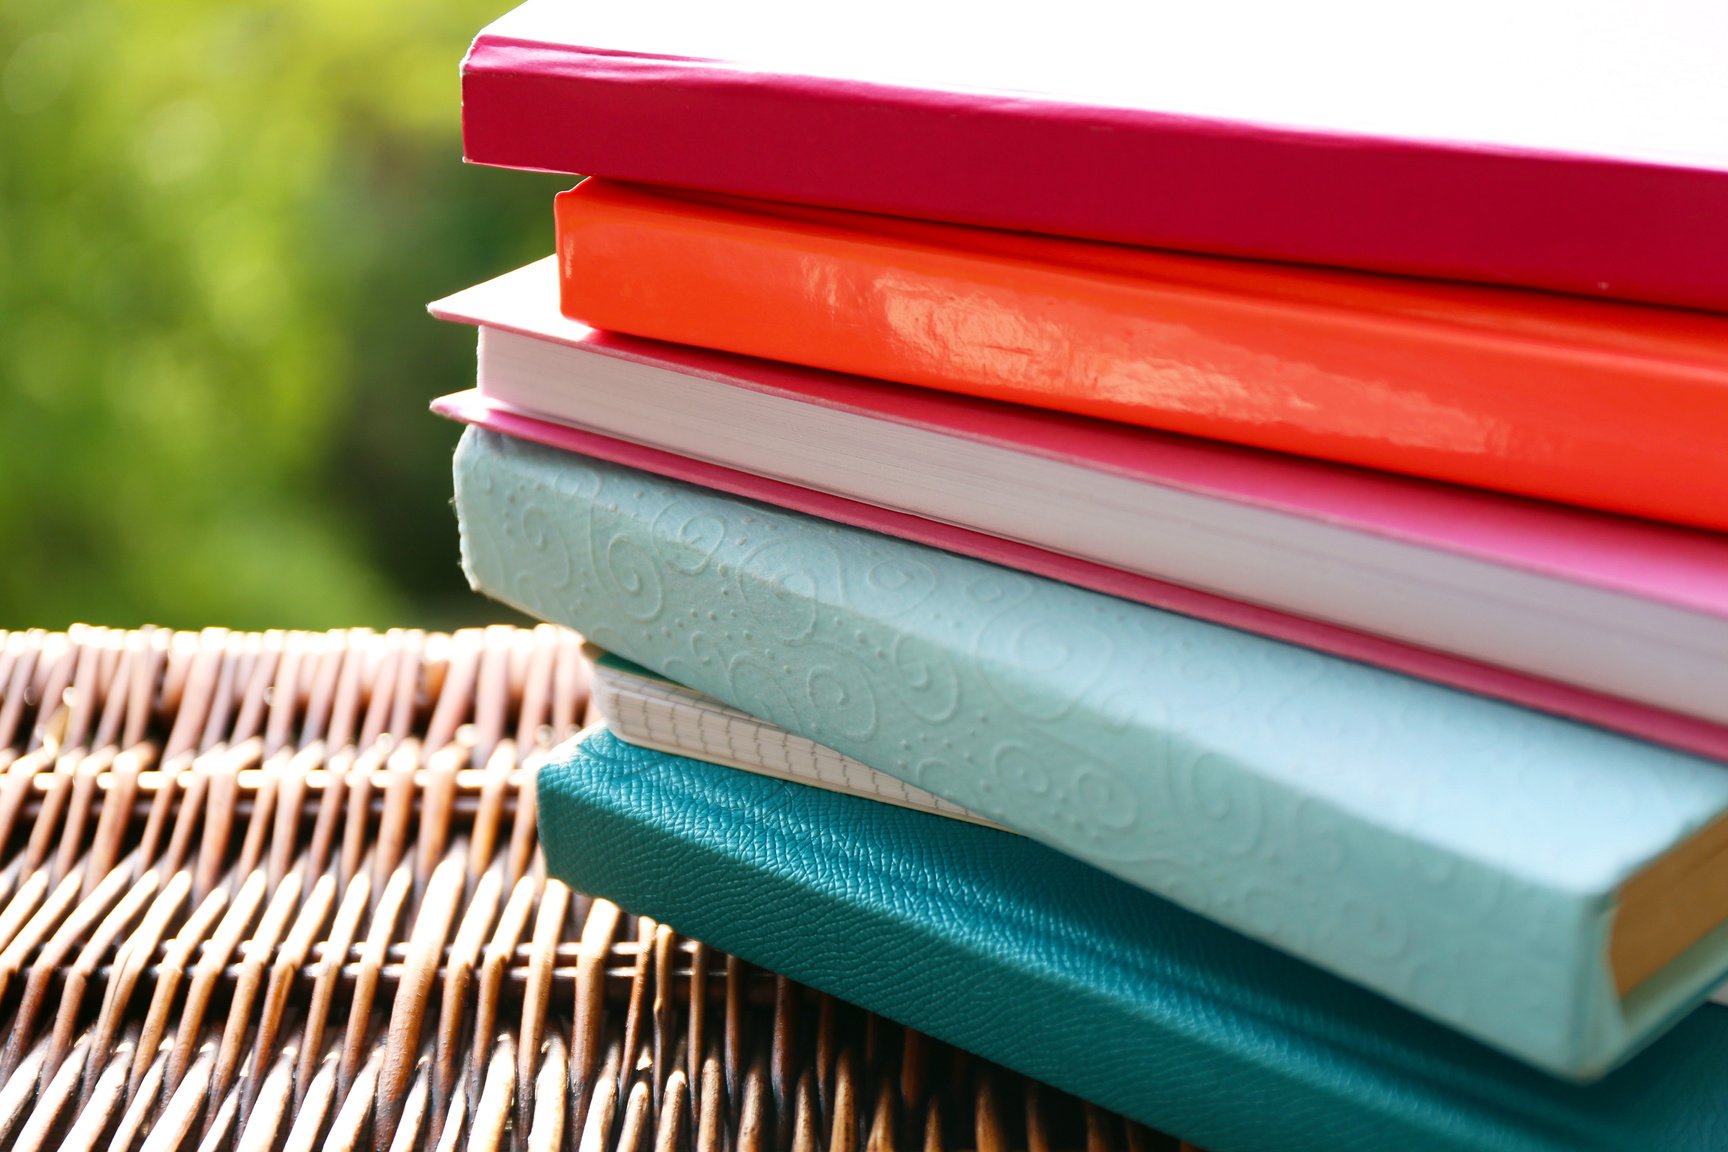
[0,626,1192,1152]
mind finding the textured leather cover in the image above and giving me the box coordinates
[433,389,1728,764]
[461,0,1728,312]
[453,427,1728,1076]
[552,180,1728,530]
[539,730,1728,1152]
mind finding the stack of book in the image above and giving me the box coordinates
[436,2,1728,1148]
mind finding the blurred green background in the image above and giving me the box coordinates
[2,0,568,630]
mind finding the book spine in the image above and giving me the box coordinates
[542,731,1700,1152]
[553,179,1728,531]
[453,427,1728,1076]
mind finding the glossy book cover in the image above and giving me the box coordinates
[464,0,1728,311]
[553,180,1728,531]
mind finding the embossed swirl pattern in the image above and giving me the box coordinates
[455,428,1728,1075]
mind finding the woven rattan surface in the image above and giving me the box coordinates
[0,626,1186,1152]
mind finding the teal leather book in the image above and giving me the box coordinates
[539,730,1728,1152]
[453,426,1728,1078]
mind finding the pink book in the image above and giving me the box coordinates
[462,0,1728,311]
[430,259,1728,761]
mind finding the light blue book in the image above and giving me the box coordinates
[453,426,1728,1079]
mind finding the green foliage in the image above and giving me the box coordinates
[1,0,565,629]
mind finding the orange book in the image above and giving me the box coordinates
[555,180,1728,531]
